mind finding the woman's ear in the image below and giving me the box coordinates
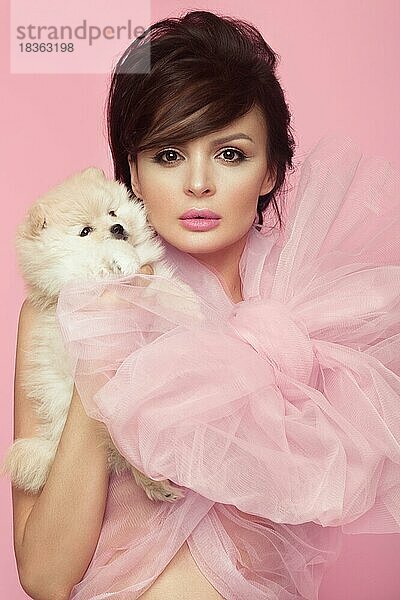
[260,166,277,196]
[128,155,142,199]
[21,203,47,239]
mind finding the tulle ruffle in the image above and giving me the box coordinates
[56,134,400,599]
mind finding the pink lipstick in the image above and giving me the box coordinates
[179,208,221,232]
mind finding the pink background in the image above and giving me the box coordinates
[1,0,399,598]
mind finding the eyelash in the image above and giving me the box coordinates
[151,147,248,166]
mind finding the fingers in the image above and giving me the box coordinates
[139,264,154,275]
[97,263,155,306]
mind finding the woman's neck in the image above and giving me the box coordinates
[189,233,247,304]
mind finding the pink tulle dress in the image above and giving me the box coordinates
[56,134,400,599]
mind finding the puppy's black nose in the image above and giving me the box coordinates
[110,224,126,239]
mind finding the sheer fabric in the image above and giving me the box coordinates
[57,135,400,599]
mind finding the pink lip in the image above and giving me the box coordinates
[179,218,221,232]
[180,219,221,231]
[179,208,221,220]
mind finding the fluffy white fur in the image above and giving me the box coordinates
[0,166,196,502]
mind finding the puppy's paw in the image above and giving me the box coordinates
[130,466,185,502]
[101,255,141,277]
[144,479,185,503]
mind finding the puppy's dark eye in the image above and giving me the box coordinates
[79,226,93,237]
[109,210,117,217]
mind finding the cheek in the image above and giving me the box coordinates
[232,180,261,210]
[140,199,165,230]
[136,175,161,210]
[142,186,176,220]
[230,167,263,194]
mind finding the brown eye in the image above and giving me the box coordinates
[109,210,117,217]
[79,226,93,237]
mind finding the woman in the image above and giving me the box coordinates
[13,9,400,600]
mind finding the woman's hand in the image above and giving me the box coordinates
[139,264,154,275]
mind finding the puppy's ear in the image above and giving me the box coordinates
[81,167,106,180]
[20,203,47,239]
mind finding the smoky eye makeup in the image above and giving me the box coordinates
[150,147,249,166]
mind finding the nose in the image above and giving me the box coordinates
[110,223,126,239]
[184,157,216,198]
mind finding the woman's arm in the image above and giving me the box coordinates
[13,298,110,600]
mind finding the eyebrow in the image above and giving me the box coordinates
[210,133,255,145]
[143,132,255,155]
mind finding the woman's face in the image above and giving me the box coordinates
[128,105,275,260]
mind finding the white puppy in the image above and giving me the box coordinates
[1,166,198,502]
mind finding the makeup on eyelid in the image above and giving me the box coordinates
[151,147,249,166]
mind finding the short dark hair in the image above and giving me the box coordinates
[106,9,296,229]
